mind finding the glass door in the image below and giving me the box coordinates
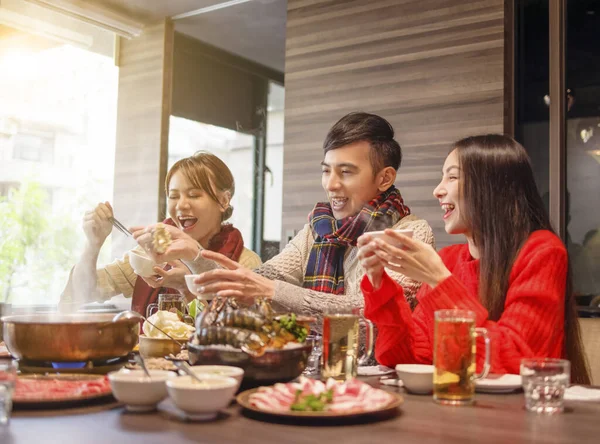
[564,0,600,301]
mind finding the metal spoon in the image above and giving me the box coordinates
[112,310,186,347]
[134,353,151,379]
[167,354,205,385]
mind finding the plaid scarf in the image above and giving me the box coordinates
[303,185,411,294]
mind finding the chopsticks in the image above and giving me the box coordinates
[109,217,132,237]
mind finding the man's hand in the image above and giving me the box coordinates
[193,250,275,305]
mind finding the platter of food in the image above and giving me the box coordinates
[13,374,113,408]
[236,377,403,421]
[188,297,313,382]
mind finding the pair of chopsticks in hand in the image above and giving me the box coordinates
[109,217,132,237]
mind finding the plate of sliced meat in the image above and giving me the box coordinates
[236,377,403,421]
[14,374,113,408]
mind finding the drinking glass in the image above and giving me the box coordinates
[0,359,18,426]
[322,307,373,380]
[433,309,491,405]
[520,358,570,414]
[302,333,322,376]
[146,294,188,318]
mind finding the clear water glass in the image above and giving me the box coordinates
[0,359,18,426]
[303,333,322,376]
[520,358,570,414]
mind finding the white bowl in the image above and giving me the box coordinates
[184,275,216,300]
[368,229,413,248]
[185,365,244,391]
[396,364,434,394]
[129,250,164,278]
[166,375,238,420]
[108,369,176,411]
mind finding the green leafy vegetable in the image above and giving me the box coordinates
[290,389,334,412]
[278,313,308,343]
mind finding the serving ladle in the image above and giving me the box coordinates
[112,310,186,348]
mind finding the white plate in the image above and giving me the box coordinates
[475,374,522,393]
[357,365,396,376]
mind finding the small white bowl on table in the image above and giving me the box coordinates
[166,375,238,420]
[185,365,244,391]
[108,369,176,412]
[396,364,434,394]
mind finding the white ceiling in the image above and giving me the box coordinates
[93,0,286,72]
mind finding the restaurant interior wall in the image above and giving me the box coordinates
[282,0,505,248]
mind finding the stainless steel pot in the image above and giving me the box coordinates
[187,343,312,382]
[1,313,139,362]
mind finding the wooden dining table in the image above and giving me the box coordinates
[5,376,600,444]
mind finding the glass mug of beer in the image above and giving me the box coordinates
[433,309,491,405]
[322,307,374,380]
[146,294,188,319]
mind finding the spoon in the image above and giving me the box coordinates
[166,354,205,385]
[134,353,151,379]
[112,310,186,347]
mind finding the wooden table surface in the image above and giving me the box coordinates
[5,380,600,444]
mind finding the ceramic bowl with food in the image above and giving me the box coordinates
[138,335,184,358]
[166,375,238,420]
[129,250,164,278]
[186,365,244,391]
[396,364,434,394]
[367,229,413,248]
[108,369,176,411]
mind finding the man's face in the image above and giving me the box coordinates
[321,141,384,220]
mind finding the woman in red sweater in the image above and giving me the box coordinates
[358,134,590,383]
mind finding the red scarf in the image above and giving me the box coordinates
[131,221,244,316]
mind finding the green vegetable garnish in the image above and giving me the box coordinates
[278,313,309,343]
[290,389,334,412]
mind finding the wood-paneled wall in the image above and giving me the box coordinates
[112,20,173,256]
[283,0,505,247]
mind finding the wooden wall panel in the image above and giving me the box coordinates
[283,0,505,248]
[112,20,173,256]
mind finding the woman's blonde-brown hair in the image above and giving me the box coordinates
[165,151,235,221]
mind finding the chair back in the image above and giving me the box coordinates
[579,317,600,385]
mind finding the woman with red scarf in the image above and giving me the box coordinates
[357,135,590,384]
[61,152,261,316]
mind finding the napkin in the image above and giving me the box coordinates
[564,386,600,401]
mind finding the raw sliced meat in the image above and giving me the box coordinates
[14,376,112,402]
[248,377,395,413]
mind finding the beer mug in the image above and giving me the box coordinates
[433,309,491,405]
[146,294,188,319]
[322,307,374,381]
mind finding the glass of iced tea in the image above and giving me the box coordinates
[322,307,374,381]
[146,294,187,318]
[433,309,491,405]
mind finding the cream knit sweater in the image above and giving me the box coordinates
[61,246,262,303]
[184,214,434,323]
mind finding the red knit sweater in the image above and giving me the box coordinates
[361,230,567,374]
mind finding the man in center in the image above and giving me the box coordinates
[133,112,434,317]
